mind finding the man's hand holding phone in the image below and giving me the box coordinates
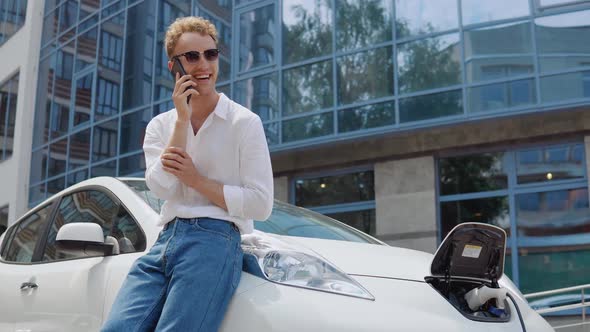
[172,72,199,122]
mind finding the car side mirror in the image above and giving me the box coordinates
[56,222,114,256]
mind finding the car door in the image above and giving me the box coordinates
[18,189,146,332]
[0,203,55,332]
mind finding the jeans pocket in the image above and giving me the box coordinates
[193,218,231,240]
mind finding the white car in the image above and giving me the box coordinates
[0,177,553,332]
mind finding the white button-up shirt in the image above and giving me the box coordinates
[143,93,274,234]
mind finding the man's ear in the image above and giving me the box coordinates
[167,60,173,72]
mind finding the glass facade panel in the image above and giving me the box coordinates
[123,1,155,110]
[282,60,333,116]
[239,4,275,72]
[197,6,232,83]
[535,10,590,73]
[30,147,49,185]
[119,152,146,176]
[397,33,461,93]
[121,108,151,154]
[283,0,332,64]
[395,0,458,38]
[440,196,511,238]
[540,70,590,103]
[399,89,462,123]
[72,73,93,127]
[0,0,27,45]
[439,152,508,196]
[335,0,392,51]
[0,73,18,161]
[53,40,75,135]
[295,171,375,207]
[76,26,99,72]
[461,0,529,26]
[42,8,59,47]
[29,183,47,206]
[338,101,395,133]
[93,118,118,161]
[91,160,117,177]
[326,209,376,236]
[235,73,278,122]
[48,137,67,178]
[47,175,65,195]
[337,47,394,105]
[58,0,78,38]
[464,22,534,83]
[264,122,279,145]
[68,129,91,171]
[468,78,536,113]
[283,112,333,143]
[517,144,585,184]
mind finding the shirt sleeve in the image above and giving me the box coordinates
[143,117,181,200]
[223,116,274,221]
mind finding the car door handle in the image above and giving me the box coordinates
[20,282,38,291]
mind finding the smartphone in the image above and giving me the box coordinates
[170,58,195,102]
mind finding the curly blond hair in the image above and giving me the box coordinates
[165,16,218,59]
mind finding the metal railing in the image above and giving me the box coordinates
[525,284,590,331]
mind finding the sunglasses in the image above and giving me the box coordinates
[173,49,220,63]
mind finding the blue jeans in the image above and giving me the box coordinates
[101,217,243,332]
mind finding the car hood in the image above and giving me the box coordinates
[270,235,434,281]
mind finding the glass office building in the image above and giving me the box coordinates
[1,0,589,294]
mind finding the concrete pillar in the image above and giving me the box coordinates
[273,176,289,203]
[586,136,590,206]
[374,156,437,253]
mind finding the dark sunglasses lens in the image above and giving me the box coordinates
[184,51,200,63]
[204,49,219,61]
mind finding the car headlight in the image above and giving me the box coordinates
[243,247,374,301]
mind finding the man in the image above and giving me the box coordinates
[101,16,274,332]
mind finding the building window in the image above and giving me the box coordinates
[0,0,27,46]
[438,142,590,294]
[0,205,7,235]
[293,169,376,235]
[0,72,19,161]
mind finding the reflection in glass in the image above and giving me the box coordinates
[73,73,93,127]
[399,89,462,123]
[464,22,534,83]
[198,9,232,82]
[121,109,151,154]
[235,73,278,121]
[283,60,333,116]
[30,147,49,185]
[47,176,65,195]
[540,70,590,103]
[327,209,376,236]
[337,47,394,105]
[336,0,392,51]
[58,0,78,37]
[154,1,190,101]
[91,160,117,177]
[468,78,536,113]
[398,33,461,93]
[42,8,59,47]
[68,129,90,171]
[282,112,333,143]
[239,5,275,72]
[119,152,146,176]
[99,13,124,72]
[518,248,590,294]
[79,0,99,22]
[535,10,590,73]
[264,122,279,146]
[29,183,47,205]
[68,168,88,186]
[461,0,529,26]
[0,74,18,160]
[96,75,120,121]
[295,171,375,207]
[53,41,75,134]
[439,153,508,196]
[93,118,118,161]
[338,101,395,133]
[217,84,231,98]
[76,26,98,72]
[48,138,67,178]
[283,0,332,64]
[123,1,155,110]
[517,144,585,184]
[395,0,457,38]
[35,55,56,147]
[440,196,510,239]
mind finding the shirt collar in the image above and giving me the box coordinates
[212,93,229,120]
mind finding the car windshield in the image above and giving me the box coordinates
[122,179,381,245]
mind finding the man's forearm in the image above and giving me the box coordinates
[166,120,189,150]
[189,175,228,211]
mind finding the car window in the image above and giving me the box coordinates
[1,204,52,263]
[42,190,145,261]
